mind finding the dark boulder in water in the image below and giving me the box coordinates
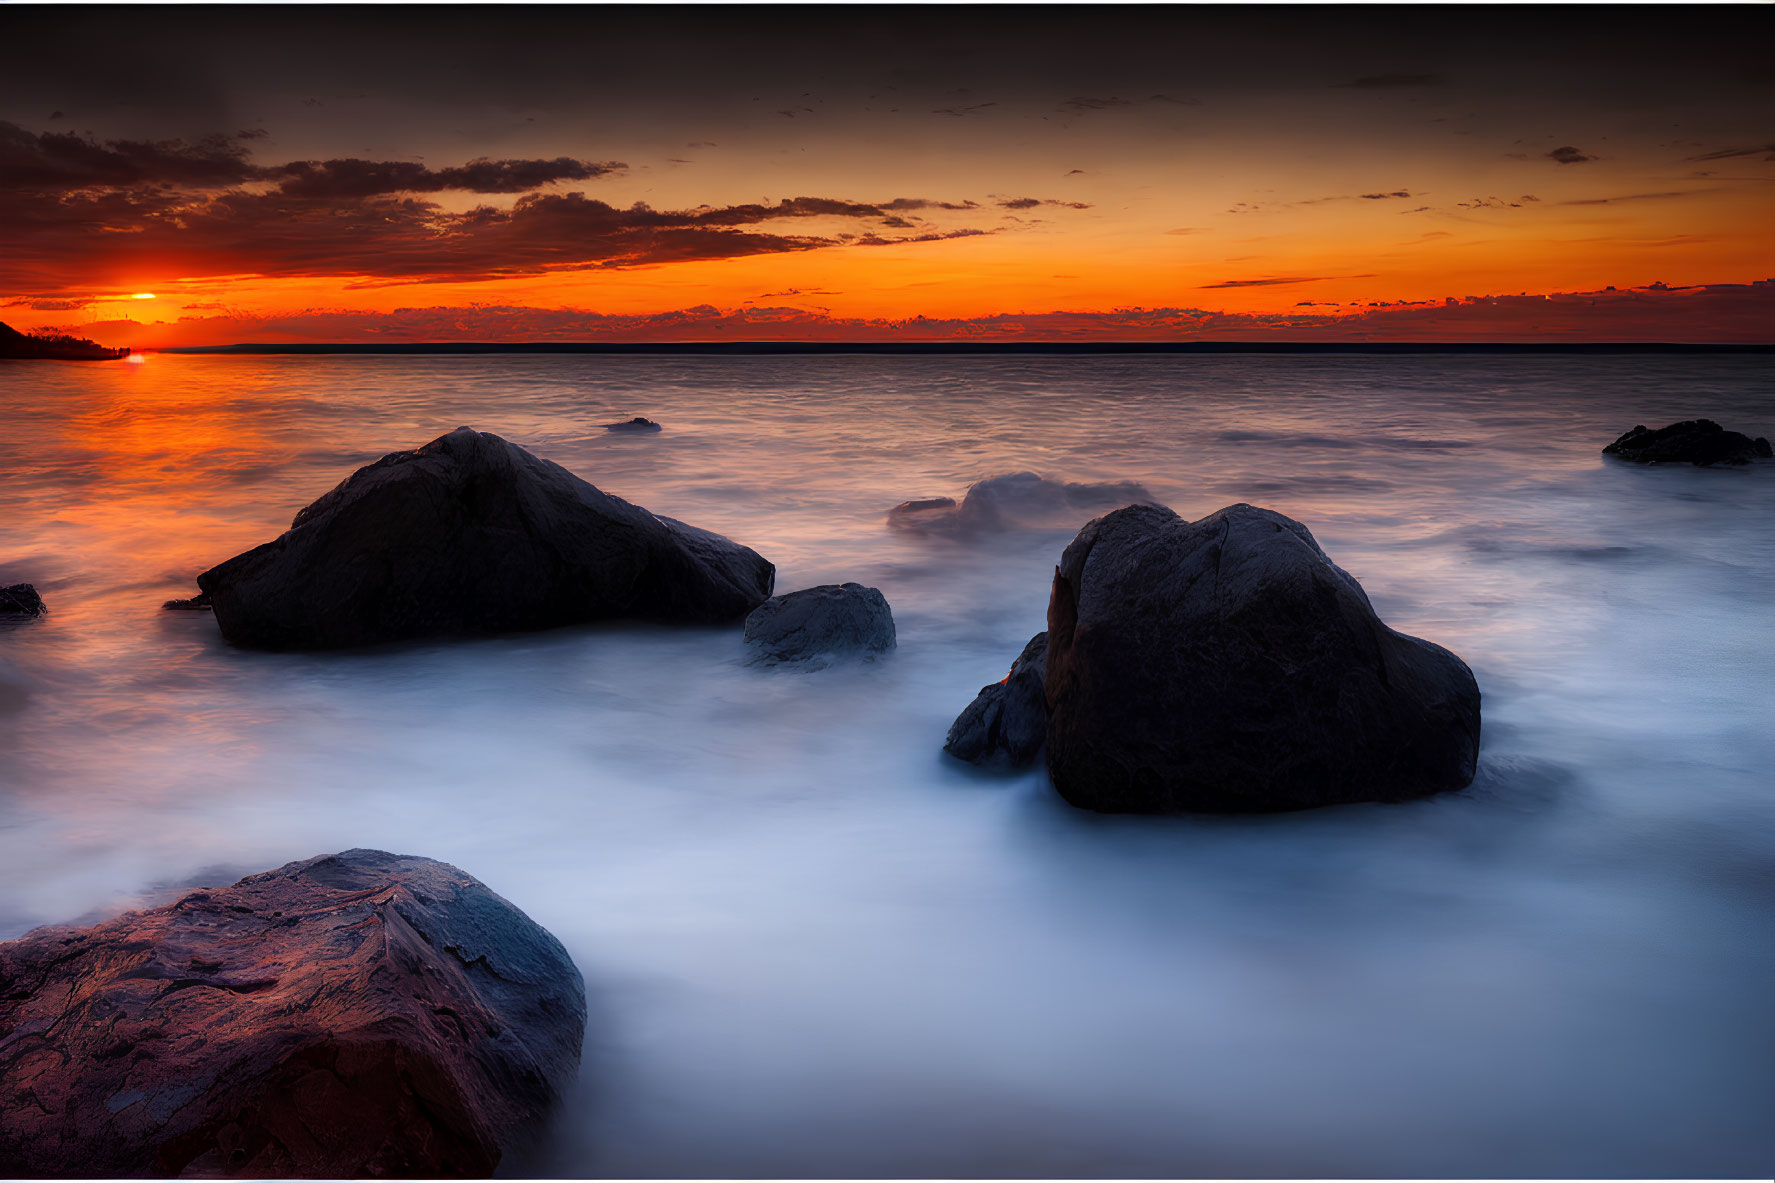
[0,583,46,618]
[1603,419,1771,466]
[188,426,775,649]
[604,417,662,432]
[161,592,212,611]
[944,631,1049,767]
[1045,503,1481,814]
[0,849,586,1178]
[744,582,896,664]
[888,472,1155,536]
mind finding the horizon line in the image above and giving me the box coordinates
[148,341,1775,356]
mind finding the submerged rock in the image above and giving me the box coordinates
[0,583,46,617]
[1045,503,1481,814]
[743,583,896,664]
[0,849,586,1178]
[604,417,662,433]
[1603,419,1771,466]
[187,426,774,649]
[888,472,1155,536]
[161,592,212,611]
[944,632,1049,766]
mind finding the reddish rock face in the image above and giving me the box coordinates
[0,850,586,1178]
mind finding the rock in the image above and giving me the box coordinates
[887,472,1154,536]
[944,632,1049,766]
[603,417,662,432]
[0,849,585,1178]
[0,583,46,618]
[187,427,775,649]
[743,582,896,664]
[1044,503,1481,814]
[1603,419,1772,466]
[161,592,212,611]
[886,497,959,530]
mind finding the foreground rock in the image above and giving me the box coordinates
[1603,419,1771,466]
[603,417,662,433]
[0,583,46,617]
[186,427,774,649]
[743,582,896,664]
[0,849,585,1178]
[944,632,1048,766]
[889,472,1155,536]
[1045,503,1481,813]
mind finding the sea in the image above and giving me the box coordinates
[1,351,1771,1177]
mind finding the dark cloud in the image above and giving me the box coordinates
[1059,94,1199,113]
[1200,276,1338,288]
[995,197,1091,210]
[0,174,1012,290]
[1556,189,1716,206]
[1683,143,1775,162]
[1547,145,1594,164]
[0,121,260,189]
[47,110,64,121]
[1059,96,1134,112]
[1360,190,1413,199]
[1335,73,1445,88]
[932,102,996,117]
[3,297,86,310]
[272,156,625,198]
[879,215,914,228]
[853,228,995,247]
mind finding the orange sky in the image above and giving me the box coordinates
[3,6,1771,344]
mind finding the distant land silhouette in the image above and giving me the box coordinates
[0,321,128,360]
[155,341,1775,356]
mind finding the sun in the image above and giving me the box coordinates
[130,293,156,300]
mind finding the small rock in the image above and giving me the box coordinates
[944,632,1049,766]
[604,417,662,432]
[0,849,586,1177]
[1603,419,1771,466]
[887,472,1155,536]
[162,592,213,611]
[0,583,46,617]
[744,583,896,664]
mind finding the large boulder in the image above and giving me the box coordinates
[1044,503,1481,813]
[1603,419,1771,466]
[743,582,896,664]
[889,472,1154,536]
[190,427,775,649]
[0,849,585,1178]
[0,583,46,618]
[944,632,1049,767]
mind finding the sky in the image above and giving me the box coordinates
[2,3,1772,345]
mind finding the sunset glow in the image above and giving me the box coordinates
[3,5,1771,345]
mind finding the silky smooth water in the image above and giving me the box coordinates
[1,353,1771,1177]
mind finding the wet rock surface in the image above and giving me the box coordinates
[0,849,586,1178]
[743,583,896,664]
[189,426,775,649]
[0,583,46,618]
[889,472,1154,536]
[1044,502,1481,814]
[1603,419,1771,466]
[944,631,1049,767]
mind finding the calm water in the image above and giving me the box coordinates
[1,353,1771,1177]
